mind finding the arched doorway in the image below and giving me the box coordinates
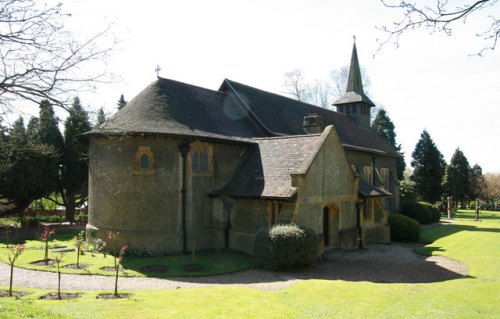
[323,204,340,248]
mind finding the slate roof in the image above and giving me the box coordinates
[222,79,399,157]
[85,77,259,144]
[358,180,392,198]
[214,133,324,200]
[87,76,398,157]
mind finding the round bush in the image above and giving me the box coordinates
[401,202,432,224]
[388,214,421,242]
[253,224,319,270]
[419,202,441,223]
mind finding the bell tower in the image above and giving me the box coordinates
[333,40,375,129]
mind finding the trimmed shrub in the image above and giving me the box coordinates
[419,202,441,223]
[401,202,432,225]
[388,214,421,242]
[253,224,319,270]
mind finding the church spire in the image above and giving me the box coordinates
[333,39,375,129]
[346,41,365,96]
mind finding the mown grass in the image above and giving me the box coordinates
[0,210,499,318]
[0,229,255,278]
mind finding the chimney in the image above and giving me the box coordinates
[302,113,324,134]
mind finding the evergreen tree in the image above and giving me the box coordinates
[60,97,92,221]
[371,109,406,180]
[411,130,446,203]
[117,94,127,110]
[470,164,487,200]
[37,100,64,197]
[442,148,471,207]
[96,107,106,127]
[0,117,51,215]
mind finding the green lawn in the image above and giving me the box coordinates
[0,229,255,278]
[0,210,499,318]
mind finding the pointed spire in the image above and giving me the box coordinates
[334,40,375,106]
[346,42,365,94]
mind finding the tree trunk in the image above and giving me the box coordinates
[9,263,14,296]
[57,263,61,300]
[65,192,76,222]
[114,258,119,296]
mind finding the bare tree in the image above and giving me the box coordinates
[0,0,114,115]
[283,66,373,111]
[283,69,311,102]
[329,66,371,101]
[378,0,499,55]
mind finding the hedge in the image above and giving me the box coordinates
[388,214,421,242]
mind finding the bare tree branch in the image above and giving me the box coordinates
[0,0,115,115]
[378,0,499,55]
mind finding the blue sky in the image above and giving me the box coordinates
[19,0,500,173]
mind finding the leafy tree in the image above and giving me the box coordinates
[470,164,488,200]
[379,0,499,55]
[371,109,406,180]
[0,0,112,114]
[96,108,107,127]
[442,148,471,207]
[59,97,91,221]
[0,118,53,215]
[411,130,446,203]
[117,94,127,110]
[484,173,500,208]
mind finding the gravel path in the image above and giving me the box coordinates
[0,241,468,292]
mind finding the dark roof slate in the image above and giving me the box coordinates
[222,79,399,157]
[216,134,323,200]
[86,77,260,144]
[358,180,392,198]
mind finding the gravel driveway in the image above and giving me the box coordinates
[0,242,468,292]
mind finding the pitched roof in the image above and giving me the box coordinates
[85,77,259,144]
[358,179,392,198]
[214,133,324,200]
[222,79,399,157]
[333,42,375,106]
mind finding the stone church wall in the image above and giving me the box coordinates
[87,136,183,253]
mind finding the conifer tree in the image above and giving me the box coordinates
[411,130,446,203]
[96,107,106,127]
[0,117,51,215]
[371,109,406,180]
[38,100,64,196]
[443,148,471,207]
[117,94,127,110]
[60,97,92,221]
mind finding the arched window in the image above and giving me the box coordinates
[192,148,200,172]
[191,143,212,175]
[200,148,209,172]
[133,146,155,176]
[140,154,150,169]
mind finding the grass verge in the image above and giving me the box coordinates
[0,210,498,318]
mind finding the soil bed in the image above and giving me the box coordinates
[31,259,56,266]
[140,265,168,273]
[96,293,131,299]
[181,264,206,272]
[38,292,82,300]
[0,290,28,298]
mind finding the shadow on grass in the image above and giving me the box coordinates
[120,249,256,279]
[419,223,500,245]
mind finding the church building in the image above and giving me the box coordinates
[85,43,400,255]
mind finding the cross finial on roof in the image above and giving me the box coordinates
[155,65,161,77]
[353,35,356,43]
